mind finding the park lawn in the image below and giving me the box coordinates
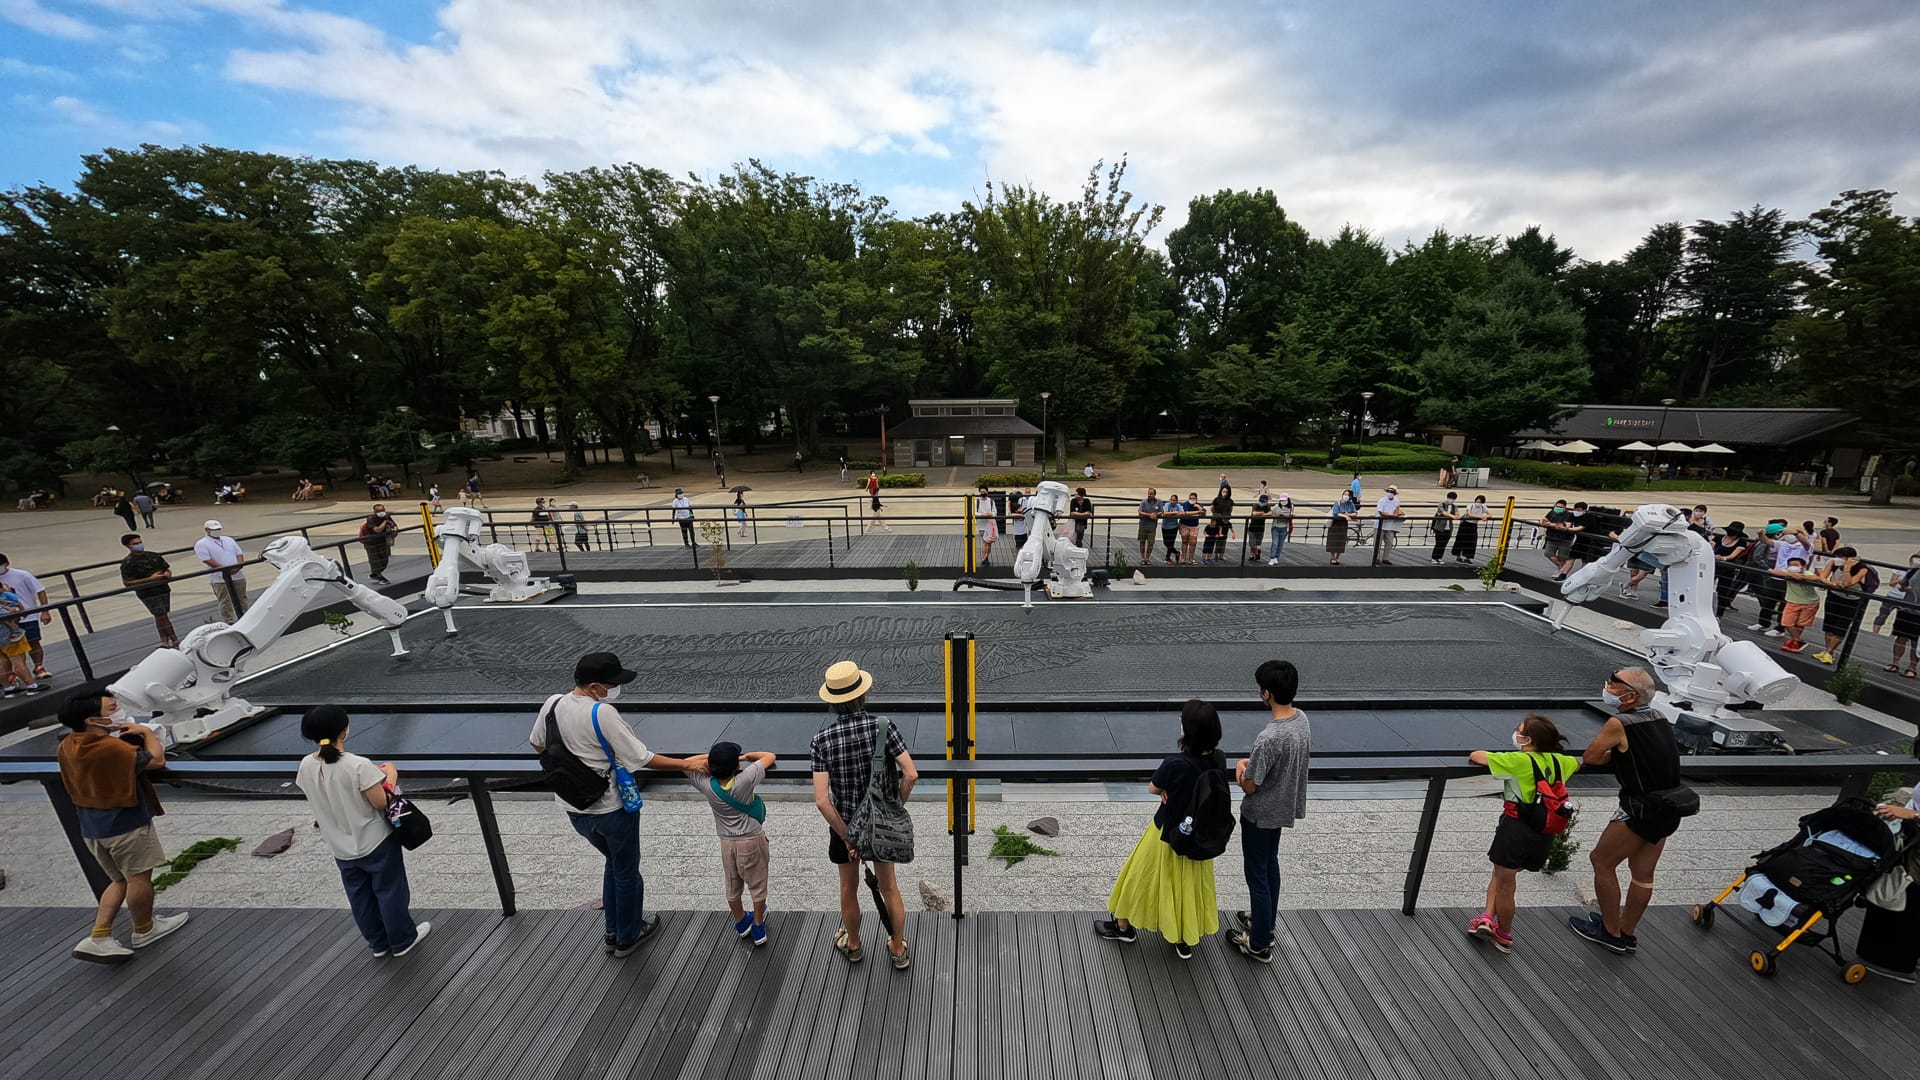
[1641,479,1837,495]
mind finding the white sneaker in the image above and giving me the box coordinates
[1764,628,1784,638]
[131,911,190,948]
[1747,623,1767,632]
[393,921,432,957]
[1266,558,1279,566]
[73,935,134,964]
[1620,587,1638,600]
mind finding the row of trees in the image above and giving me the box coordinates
[1,146,1913,498]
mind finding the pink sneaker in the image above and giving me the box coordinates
[1489,926,1514,954]
[1467,913,1496,942]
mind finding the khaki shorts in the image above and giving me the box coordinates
[85,823,168,882]
[1782,602,1819,629]
[720,833,770,904]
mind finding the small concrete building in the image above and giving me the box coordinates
[889,398,1043,469]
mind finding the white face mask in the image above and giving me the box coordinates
[1602,689,1624,708]
[600,684,623,702]
[1511,731,1528,750]
[1911,558,1919,568]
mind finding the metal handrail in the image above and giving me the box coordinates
[3,752,1894,919]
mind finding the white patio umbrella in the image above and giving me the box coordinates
[1655,441,1694,452]
[1554,440,1599,454]
[1518,439,1560,451]
[1616,441,1657,451]
[1695,442,1736,454]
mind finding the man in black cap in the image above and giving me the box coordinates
[528,651,702,956]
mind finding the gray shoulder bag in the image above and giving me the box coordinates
[846,717,915,864]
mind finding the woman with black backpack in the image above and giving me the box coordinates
[1466,714,1581,955]
[1094,699,1229,960]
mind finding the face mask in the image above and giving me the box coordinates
[130,543,145,552]
[1911,558,1919,568]
[600,685,623,702]
[207,530,221,537]
[375,511,388,519]
[1511,732,1528,750]
[1602,689,1624,708]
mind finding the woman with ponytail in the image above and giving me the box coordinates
[294,705,429,957]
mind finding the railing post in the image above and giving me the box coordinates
[55,604,94,681]
[42,777,111,900]
[466,776,518,916]
[827,518,836,569]
[62,571,96,634]
[1838,771,1871,801]
[1833,589,1869,669]
[1401,775,1448,916]
[946,631,976,919]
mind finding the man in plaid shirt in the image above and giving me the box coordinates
[810,660,918,970]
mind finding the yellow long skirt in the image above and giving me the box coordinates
[1106,822,1219,946]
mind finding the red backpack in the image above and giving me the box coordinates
[1511,756,1575,836]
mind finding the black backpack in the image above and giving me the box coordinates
[1163,754,1235,861]
[534,695,609,811]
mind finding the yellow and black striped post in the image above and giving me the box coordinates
[420,502,440,568]
[1491,495,1518,578]
[961,494,977,574]
[945,631,976,918]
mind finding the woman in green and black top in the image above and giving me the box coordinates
[1466,714,1579,954]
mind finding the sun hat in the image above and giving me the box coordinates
[818,660,874,704]
[202,519,223,530]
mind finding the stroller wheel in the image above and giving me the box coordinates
[1843,963,1868,985]
[1750,950,1776,977]
[1691,904,1715,930]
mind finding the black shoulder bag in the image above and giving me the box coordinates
[536,694,611,810]
[1623,730,1700,820]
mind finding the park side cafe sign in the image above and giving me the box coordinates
[1603,417,1657,429]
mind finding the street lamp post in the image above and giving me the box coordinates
[877,403,890,470]
[1039,392,1052,477]
[1357,391,1375,475]
[708,395,721,447]
[1649,397,1677,486]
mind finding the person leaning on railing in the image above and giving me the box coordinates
[1808,548,1871,665]
[1875,555,1920,679]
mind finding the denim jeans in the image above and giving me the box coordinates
[337,834,417,953]
[1267,527,1288,561]
[1241,818,1284,950]
[571,809,644,944]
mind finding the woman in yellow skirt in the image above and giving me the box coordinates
[1094,700,1224,959]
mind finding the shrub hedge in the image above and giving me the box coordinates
[878,472,926,488]
[1165,452,1288,467]
[978,472,1041,487]
[1490,460,1641,490]
[1332,452,1451,473]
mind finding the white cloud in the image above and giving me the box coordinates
[1,0,101,39]
[112,0,1920,259]
[0,55,75,80]
[40,92,194,141]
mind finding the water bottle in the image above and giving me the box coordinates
[1178,816,1194,836]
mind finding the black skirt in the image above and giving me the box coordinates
[1823,594,1864,637]
[1858,878,1920,974]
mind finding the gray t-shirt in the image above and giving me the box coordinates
[689,760,768,838]
[295,751,392,861]
[1241,710,1311,829]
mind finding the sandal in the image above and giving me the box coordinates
[1887,664,1902,673]
[889,939,911,970]
[833,927,864,964]
[1905,669,1917,679]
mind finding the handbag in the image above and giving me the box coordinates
[536,695,610,811]
[845,716,914,864]
[385,786,433,850]
[591,702,643,814]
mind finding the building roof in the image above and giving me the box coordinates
[1517,406,1859,447]
[889,414,1044,438]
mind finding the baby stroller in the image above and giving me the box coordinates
[1691,797,1897,982]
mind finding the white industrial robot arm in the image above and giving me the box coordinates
[109,536,410,747]
[1012,481,1092,608]
[1558,504,1796,722]
[424,506,550,633]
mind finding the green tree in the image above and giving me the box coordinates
[1674,207,1801,400]
[1415,265,1591,450]
[1166,189,1311,356]
[1192,327,1336,449]
[1791,189,1920,505]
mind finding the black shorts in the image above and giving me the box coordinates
[1617,802,1682,843]
[1488,813,1552,872]
[138,592,171,616]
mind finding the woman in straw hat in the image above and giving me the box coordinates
[810,660,919,969]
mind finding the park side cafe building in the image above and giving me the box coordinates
[1513,405,1868,484]
[887,398,1045,469]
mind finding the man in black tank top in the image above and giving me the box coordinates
[1569,667,1682,955]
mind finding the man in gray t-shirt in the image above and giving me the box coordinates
[1231,660,1312,963]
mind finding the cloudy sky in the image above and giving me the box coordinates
[4,0,1918,258]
